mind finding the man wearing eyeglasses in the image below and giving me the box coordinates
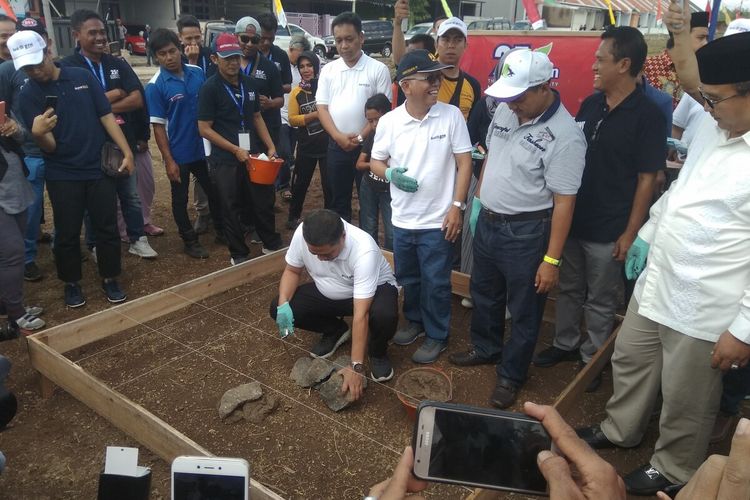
[572,11,750,494]
[370,50,472,364]
[533,27,665,391]
[448,49,586,409]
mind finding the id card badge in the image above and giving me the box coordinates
[238,130,251,151]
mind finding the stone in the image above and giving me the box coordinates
[319,372,368,412]
[243,393,280,424]
[218,382,263,419]
[290,357,335,388]
[290,357,312,385]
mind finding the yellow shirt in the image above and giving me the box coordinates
[438,75,477,121]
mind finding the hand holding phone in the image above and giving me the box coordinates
[44,95,58,112]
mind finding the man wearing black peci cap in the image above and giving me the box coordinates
[575,10,750,492]
[197,33,281,265]
[370,49,472,364]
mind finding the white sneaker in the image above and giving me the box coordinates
[461,297,474,308]
[16,313,45,331]
[128,236,158,259]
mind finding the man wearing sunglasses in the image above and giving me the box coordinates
[448,49,586,409]
[370,50,472,364]
[574,4,750,490]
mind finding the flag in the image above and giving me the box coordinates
[440,0,453,17]
[604,0,616,25]
[0,0,16,21]
[522,0,543,25]
[706,0,712,22]
[656,0,663,25]
[274,0,288,28]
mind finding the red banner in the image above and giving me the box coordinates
[460,32,603,115]
[521,0,543,24]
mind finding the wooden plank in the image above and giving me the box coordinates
[31,250,288,354]
[26,337,283,500]
[381,250,471,299]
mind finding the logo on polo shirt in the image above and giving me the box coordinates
[521,128,555,152]
[274,61,281,70]
[169,93,185,103]
[358,83,370,87]
[247,91,256,101]
[254,69,267,80]
[430,133,446,140]
[74,84,89,90]
[341,273,353,280]
[109,68,120,80]
[492,124,511,136]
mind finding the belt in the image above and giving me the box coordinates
[481,207,551,222]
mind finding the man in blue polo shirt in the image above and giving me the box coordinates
[61,9,157,260]
[12,30,134,307]
[146,28,223,259]
[198,33,281,264]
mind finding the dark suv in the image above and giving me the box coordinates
[324,20,394,58]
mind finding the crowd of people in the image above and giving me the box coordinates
[0,0,748,497]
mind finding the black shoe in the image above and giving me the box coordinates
[0,321,19,342]
[370,355,394,382]
[101,280,127,304]
[184,240,209,259]
[64,283,86,308]
[489,379,518,409]
[624,464,680,496]
[449,349,497,367]
[575,424,622,449]
[0,392,17,430]
[23,262,43,282]
[533,345,580,367]
[311,328,351,359]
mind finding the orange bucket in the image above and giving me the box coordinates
[395,367,453,421]
[246,155,284,185]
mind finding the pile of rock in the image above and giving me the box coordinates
[290,355,367,411]
[218,381,280,424]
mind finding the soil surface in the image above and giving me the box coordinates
[1,43,745,500]
[396,369,452,403]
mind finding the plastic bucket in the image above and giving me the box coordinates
[246,155,284,185]
[395,367,453,421]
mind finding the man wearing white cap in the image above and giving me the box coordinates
[435,17,482,121]
[448,48,586,409]
[13,30,134,307]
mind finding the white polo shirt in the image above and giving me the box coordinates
[286,220,396,301]
[316,52,392,134]
[371,101,472,230]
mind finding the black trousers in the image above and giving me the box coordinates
[269,282,398,358]
[171,160,222,242]
[326,140,362,223]
[209,160,281,259]
[47,177,121,282]
[289,152,330,221]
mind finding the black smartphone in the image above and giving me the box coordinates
[412,401,551,495]
[44,95,58,111]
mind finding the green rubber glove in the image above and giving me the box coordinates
[276,301,294,337]
[385,167,419,193]
[625,236,650,280]
[469,197,482,235]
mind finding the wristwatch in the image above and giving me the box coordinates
[356,134,364,144]
[351,361,365,373]
[452,200,467,211]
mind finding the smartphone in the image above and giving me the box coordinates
[171,456,250,500]
[44,95,58,111]
[412,401,551,495]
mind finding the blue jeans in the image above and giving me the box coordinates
[326,140,362,222]
[358,179,393,251]
[470,210,551,386]
[86,172,144,247]
[23,156,45,264]
[393,227,453,342]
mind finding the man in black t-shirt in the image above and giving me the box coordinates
[256,13,293,93]
[197,33,281,264]
[61,9,157,260]
[534,27,665,384]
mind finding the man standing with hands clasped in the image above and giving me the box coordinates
[269,209,399,398]
[449,48,586,409]
[370,50,472,364]
[574,1,750,491]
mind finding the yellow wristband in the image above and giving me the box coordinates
[543,255,561,267]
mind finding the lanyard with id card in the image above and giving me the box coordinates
[224,82,251,152]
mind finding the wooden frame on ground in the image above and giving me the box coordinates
[26,250,617,500]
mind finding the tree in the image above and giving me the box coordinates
[409,0,431,25]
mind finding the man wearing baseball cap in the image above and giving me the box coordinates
[0,17,49,283]
[197,32,281,264]
[448,48,586,409]
[370,49,472,364]
[13,29,134,307]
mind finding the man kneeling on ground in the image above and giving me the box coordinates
[269,209,398,400]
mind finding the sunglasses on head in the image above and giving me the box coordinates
[239,34,260,44]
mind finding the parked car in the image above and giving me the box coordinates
[124,25,147,55]
[467,18,512,31]
[512,20,533,30]
[324,20,394,58]
[271,23,327,59]
[203,20,235,50]
[404,22,433,41]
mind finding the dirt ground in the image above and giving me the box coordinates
[1,38,744,499]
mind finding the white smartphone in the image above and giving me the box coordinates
[412,402,551,495]
[171,456,250,500]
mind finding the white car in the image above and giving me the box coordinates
[274,23,327,59]
[404,22,433,41]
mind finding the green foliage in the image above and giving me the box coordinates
[409,0,432,25]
